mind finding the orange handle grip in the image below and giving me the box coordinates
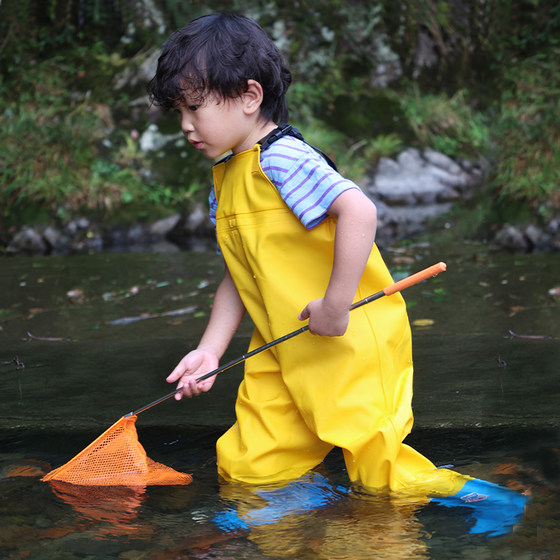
[383,261,447,296]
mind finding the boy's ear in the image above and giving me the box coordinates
[243,79,264,115]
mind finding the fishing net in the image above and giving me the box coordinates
[42,415,192,486]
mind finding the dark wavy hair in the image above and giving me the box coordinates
[148,13,291,123]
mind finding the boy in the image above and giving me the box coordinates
[148,13,464,494]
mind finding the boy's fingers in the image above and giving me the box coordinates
[167,369,182,382]
[174,384,184,400]
[298,306,310,321]
[199,376,215,392]
[167,358,195,382]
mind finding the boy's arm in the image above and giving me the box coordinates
[298,188,377,336]
[167,265,246,397]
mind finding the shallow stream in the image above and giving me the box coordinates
[1,241,559,559]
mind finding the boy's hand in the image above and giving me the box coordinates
[166,348,219,399]
[298,298,349,336]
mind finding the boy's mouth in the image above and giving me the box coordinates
[189,140,204,151]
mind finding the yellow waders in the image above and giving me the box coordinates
[213,145,467,495]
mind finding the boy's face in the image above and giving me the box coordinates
[175,92,261,159]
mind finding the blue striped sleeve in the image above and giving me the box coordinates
[208,188,218,226]
[261,136,359,229]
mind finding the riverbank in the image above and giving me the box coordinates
[2,2,558,257]
[3,143,559,256]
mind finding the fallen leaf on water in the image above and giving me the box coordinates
[102,285,140,301]
[508,305,525,317]
[66,289,84,302]
[109,313,150,326]
[26,332,71,342]
[108,307,197,325]
[412,318,435,327]
[508,330,551,340]
[549,287,560,298]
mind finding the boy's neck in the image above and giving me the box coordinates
[235,120,278,154]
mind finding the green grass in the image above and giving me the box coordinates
[491,52,560,218]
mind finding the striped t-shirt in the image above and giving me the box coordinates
[209,135,358,229]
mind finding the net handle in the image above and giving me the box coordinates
[127,261,447,417]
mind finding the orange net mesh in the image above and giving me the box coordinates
[41,415,193,486]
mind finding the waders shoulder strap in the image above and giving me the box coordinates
[258,123,338,171]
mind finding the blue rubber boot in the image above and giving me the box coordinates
[430,478,528,537]
[213,472,347,532]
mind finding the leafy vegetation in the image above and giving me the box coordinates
[0,0,558,243]
[396,87,491,159]
[491,53,560,219]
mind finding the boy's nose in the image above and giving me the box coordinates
[181,123,194,136]
[180,115,194,134]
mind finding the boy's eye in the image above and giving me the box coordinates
[188,105,199,111]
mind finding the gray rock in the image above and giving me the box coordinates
[493,225,530,253]
[524,224,552,251]
[436,188,461,203]
[150,214,182,237]
[42,226,71,253]
[365,147,482,242]
[369,34,403,88]
[184,203,211,234]
[423,148,464,175]
[6,227,47,255]
[139,124,183,152]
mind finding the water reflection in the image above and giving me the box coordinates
[0,424,557,559]
[48,482,151,538]
[237,496,431,559]
[214,473,431,559]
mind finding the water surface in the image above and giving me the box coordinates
[1,243,558,558]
